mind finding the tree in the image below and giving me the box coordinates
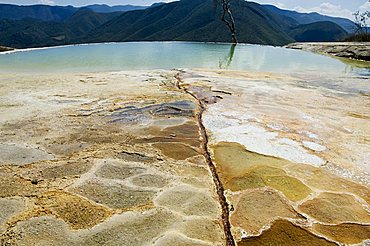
[214,0,238,44]
[353,0,370,34]
[353,10,370,34]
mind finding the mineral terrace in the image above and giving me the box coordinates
[0,69,369,245]
[286,42,370,62]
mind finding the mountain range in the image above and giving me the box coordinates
[0,0,352,49]
[263,5,356,33]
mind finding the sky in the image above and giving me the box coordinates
[0,0,369,20]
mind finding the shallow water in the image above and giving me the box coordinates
[0,42,368,75]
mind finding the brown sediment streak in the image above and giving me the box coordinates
[211,90,233,95]
[175,72,236,246]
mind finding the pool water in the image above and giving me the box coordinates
[0,42,368,75]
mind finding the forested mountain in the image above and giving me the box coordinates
[289,21,348,42]
[0,4,77,22]
[84,0,295,45]
[0,0,351,48]
[263,4,356,33]
[0,10,120,48]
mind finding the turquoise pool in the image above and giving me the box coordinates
[0,42,368,75]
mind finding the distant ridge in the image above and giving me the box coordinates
[84,4,146,13]
[0,3,148,22]
[263,4,356,33]
[0,4,77,22]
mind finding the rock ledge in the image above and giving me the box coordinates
[285,42,370,61]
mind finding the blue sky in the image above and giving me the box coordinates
[0,0,369,20]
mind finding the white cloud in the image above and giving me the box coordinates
[294,2,354,20]
[275,2,285,8]
[359,1,370,12]
[38,0,55,5]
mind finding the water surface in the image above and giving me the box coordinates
[0,42,368,75]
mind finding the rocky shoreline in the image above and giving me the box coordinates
[285,42,370,61]
[0,46,14,52]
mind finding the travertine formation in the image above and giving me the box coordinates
[178,69,370,245]
[0,71,224,245]
[0,69,369,245]
[286,42,370,61]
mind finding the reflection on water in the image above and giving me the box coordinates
[338,57,370,77]
[0,42,368,76]
[345,65,370,77]
[219,44,236,69]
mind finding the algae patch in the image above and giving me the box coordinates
[299,192,370,224]
[230,188,299,234]
[36,191,112,229]
[213,142,311,201]
[313,223,370,244]
[239,220,336,246]
[153,142,200,161]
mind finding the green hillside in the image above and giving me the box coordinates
[65,10,120,38]
[289,21,348,42]
[0,10,119,48]
[0,19,65,48]
[85,0,295,45]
